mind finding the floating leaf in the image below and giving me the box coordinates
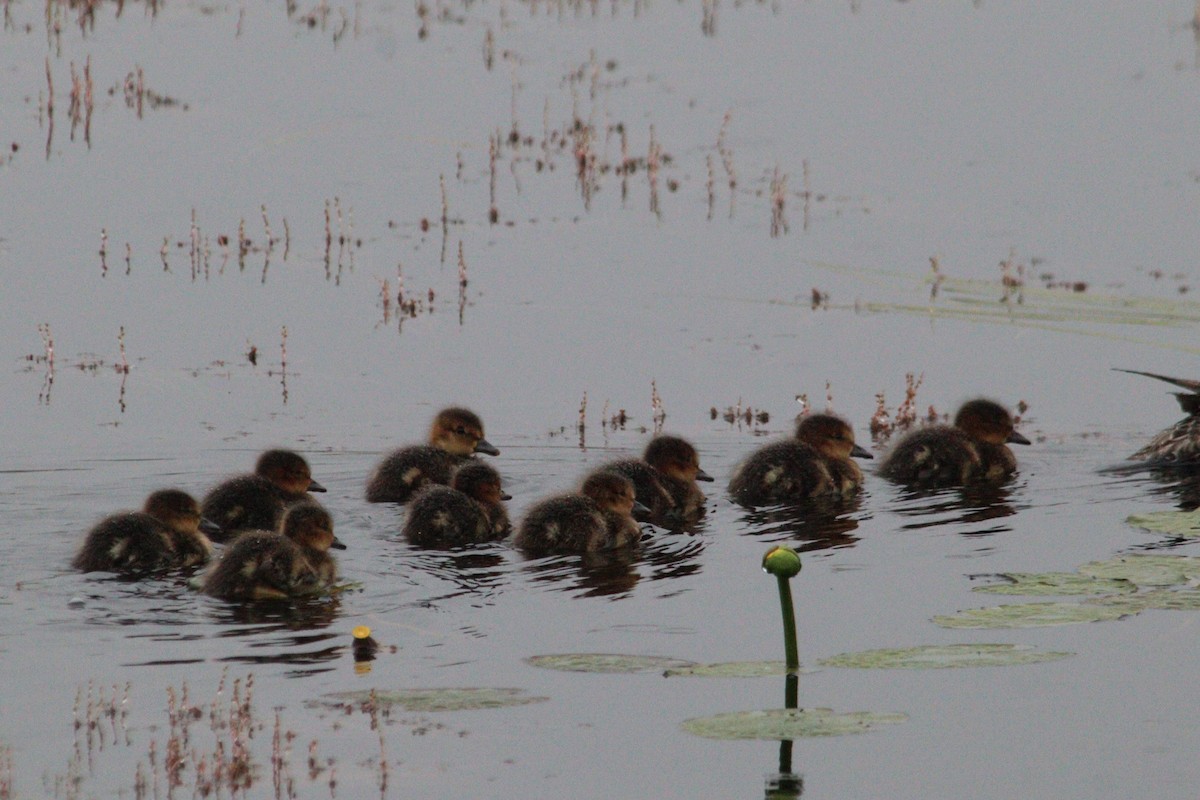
[1091,589,1200,612]
[1126,511,1200,538]
[682,708,906,740]
[932,602,1134,629]
[313,687,548,713]
[1077,555,1200,587]
[971,572,1136,596]
[663,661,792,678]
[524,653,697,674]
[818,644,1073,669]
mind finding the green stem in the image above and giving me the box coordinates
[776,575,799,673]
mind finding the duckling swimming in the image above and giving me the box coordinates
[201,449,326,541]
[595,435,713,527]
[1116,369,1200,465]
[202,502,345,601]
[515,472,647,553]
[366,407,499,503]
[74,489,218,574]
[878,398,1030,488]
[728,413,872,507]
[403,462,512,547]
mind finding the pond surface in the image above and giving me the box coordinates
[4,0,1200,797]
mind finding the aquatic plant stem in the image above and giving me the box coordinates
[762,546,801,673]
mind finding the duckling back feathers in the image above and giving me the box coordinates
[366,407,499,503]
[74,489,215,574]
[516,473,641,553]
[201,449,324,540]
[403,462,511,547]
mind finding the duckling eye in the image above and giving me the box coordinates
[456,426,467,435]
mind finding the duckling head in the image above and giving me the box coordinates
[795,414,873,461]
[643,435,714,482]
[430,407,500,457]
[282,502,346,552]
[256,449,326,494]
[954,399,1030,446]
[581,472,648,517]
[144,488,220,536]
[451,462,512,503]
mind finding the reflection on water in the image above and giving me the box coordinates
[735,497,863,553]
[887,484,1020,535]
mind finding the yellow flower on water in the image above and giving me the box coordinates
[352,625,372,639]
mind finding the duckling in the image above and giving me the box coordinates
[1116,369,1200,465]
[202,502,345,601]
[403,462,512,547]
[596,435,713,526]
[366,407,500,503]
[74,489,218,574]
[515,472,647,553]
[878,398,1030,488]
[201,449,326,541]
[728,413,873,507]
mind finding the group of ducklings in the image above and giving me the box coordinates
[76,371,1200,600]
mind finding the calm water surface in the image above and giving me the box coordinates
[4,1,1200,797]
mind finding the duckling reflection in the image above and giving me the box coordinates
[366,407,499,503]
[403,462,511,548]
[735,494,862,553]
[729,414,872,507]
[202,503,345,601]
[202,449,326,541]
[515,472,646,553]
[205,595,343,661]
[888,483,1018,533]
[74,489,218,574]
[1116,369,1200,466]
[593,434,713,529]
[878,399,1029,488]
[520,547,642,598]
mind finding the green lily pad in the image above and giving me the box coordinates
[971,572,1136,596]
[682,708,906,740]
[313,687,549,713]
[525,653,697,674]
[932,602,1134,629]
[1077,555,1200,587]
[1091,589,1200,612]
[663,661,792,678]
[1126,511,1200,538]
[818,644,1073,669]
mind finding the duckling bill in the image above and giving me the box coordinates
[367,407,499,503]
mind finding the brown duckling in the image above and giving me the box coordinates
[74,489,218,574]
[366,407,499,503]
[1116,369,1200,465]
[515,472,647,553]
[202,502,345,601]
[403,462,512,547]
[878,398,1030,488]
[201,449,326,541]
[596,435,713,527]
[728,413,872,507]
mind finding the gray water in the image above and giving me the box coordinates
[4,1,1200,797]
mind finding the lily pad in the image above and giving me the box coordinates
[818,644,1073,669]
[932,602,1134,629]
[1077,555,1200,587]
[971,572,1136,596]
[681,708,906,740]
[1126,511,1200,538]
[663,661,792,678]
[524,653,697,674]
[313,687,548,713]
[1091,589,1200,612]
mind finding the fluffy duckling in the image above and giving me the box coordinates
[201,449,326,541]
[74,489,218,574]
[515,472,647,553]
[403,462,512,547]
[728,413,873,507]
[366,407,499,503]
[202,502,345,601]
[879,398,1030,488]
[1116,369,1200,465]
[596,435,713,526]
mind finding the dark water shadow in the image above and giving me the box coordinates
[886,483,1020,536]
[733,496,863,553]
